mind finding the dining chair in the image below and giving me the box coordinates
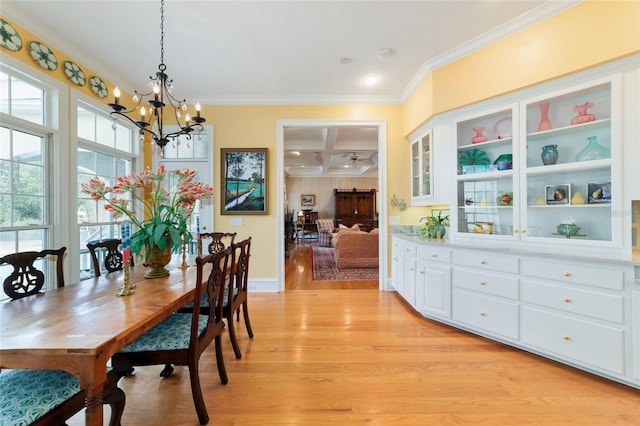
[0,247,66,300]
[0,368,124,426]
[199,232,236,254]
[87,238,134,277]
[223,237,254,359]
[158,231,237,378]
[111,249,231,425]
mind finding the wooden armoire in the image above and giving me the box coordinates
[333,188,377,231]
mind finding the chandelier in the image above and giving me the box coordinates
[107,0,205,148]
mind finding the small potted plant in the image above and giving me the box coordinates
[419,211,450,239]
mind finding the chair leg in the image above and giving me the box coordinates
[215,334,229,385]
[242,302,254,339]
[226,312,242,359]
[104,387,126,426]
[187,363,209,425]
[160,363,174,377]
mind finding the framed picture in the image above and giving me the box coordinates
[587,181,611,204]
[221,148,268,215]
[301,194,315,207]
[545,184,571,205]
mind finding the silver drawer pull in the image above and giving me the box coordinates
[480,281,487,286]
[563,272,572,277]
[480,260,487,265]
[563,336,571,341]
[563,297,572,303]
[480,312,487,317]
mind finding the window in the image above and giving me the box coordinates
[76,102,136,279]
[0,68,52,294]
[162,132,208,159]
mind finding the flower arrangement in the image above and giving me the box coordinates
[82,166,214,255]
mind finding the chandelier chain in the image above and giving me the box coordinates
[159,0,165,66]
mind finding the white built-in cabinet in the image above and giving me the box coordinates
[452,76,621,258]
[392,236,638,389]
[393,60,640,390]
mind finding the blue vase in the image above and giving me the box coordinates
[541,144,558,165]
[575,136,610,162]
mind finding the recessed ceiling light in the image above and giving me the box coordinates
[362,74,381,86]
[377,48,394,59]
[340,57,352,64]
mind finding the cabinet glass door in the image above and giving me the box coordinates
[455,107,516,239]
[411,130,433,201]
[522,81,613,243]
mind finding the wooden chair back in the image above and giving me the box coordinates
[87,238,132,277]
[224,237,254,358]
[200,232,236,254]
[0,247,66,300]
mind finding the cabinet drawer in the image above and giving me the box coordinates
[401,241,417,258]
[418,245,451,263]
[522,307,624,374]
[453,290,519,339]
[522,280,623,323]
[453,250,518,274]
[521,259,623,291]
[453,268,519,300]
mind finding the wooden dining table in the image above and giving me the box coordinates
[0,261,201,425]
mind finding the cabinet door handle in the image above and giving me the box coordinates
[432,254,438,258]
[480,281,487,286]
[393,257,399,261]
[419,271,425,275]
[480,260,487,265]
[520,229,525,234]
[563,336,571,341]
[563,297,572,303]
[563,272,572,277]
[480,312,487,317]
[514,229,520,234]
[410,267,415,272]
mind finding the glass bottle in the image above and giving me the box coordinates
[575,136,610,162]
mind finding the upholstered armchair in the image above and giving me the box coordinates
[315,219,335,247]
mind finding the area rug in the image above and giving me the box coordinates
[311,245,378,281]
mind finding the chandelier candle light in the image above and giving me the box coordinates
[107,0,205,149]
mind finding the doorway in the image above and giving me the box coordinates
[277,120,388,292]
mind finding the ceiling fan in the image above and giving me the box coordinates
[350,152,361,166]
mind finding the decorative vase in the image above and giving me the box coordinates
[537,102,552,131]
[541,144,559,165]
[575,136,610,162]
[143,239,172,279]
[556,223,581,238]
[471,127,488,144]
[570,101,596,125]
[430,223,446,239]
[493,154,513,170]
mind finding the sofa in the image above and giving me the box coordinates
[332,229,379,270]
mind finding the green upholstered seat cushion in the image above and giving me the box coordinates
[0,369,82,425]
[118,313,208,353]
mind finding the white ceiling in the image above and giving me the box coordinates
[3,1,579,177]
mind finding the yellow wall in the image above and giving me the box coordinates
[403,0,640,134]
[2,0,639,281]
[203,104,404,278]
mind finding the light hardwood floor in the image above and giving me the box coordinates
[71,243,639,425]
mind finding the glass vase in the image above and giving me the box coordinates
[541,144,558,165]
[575,136,610,162]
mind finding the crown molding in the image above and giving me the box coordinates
[400,0,583,102]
